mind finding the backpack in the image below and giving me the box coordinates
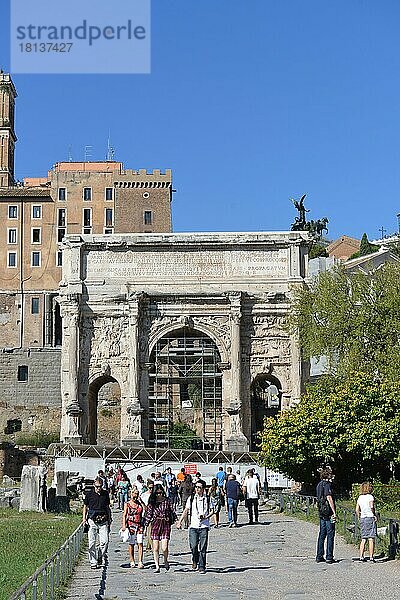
[317,482,332,518]
[189,494,211,519]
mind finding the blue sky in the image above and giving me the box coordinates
[1,1,400,240]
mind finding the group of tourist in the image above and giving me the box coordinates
[84,464,380,573]
[82,465,263,573]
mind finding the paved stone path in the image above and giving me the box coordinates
[65,505,399,600]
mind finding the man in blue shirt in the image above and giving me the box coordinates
[225,474,241,527]
[316,468,337,564]
[216,466,226,489]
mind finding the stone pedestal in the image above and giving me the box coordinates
[56,471,68,496]
[122,403,145,447]
[225,404,249,452]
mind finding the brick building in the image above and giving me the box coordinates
[0,73,173,439]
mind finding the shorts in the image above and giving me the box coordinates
[360,517,377,539]
[128,532,144,546]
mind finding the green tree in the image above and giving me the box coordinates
[169,421,198,449]
[359,232,379,256]
[309,243,328,259]
[260,373,400,488]
[289,262,400,380]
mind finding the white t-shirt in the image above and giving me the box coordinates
[357,494,375,518]
[185,495,210,529]
[245,476,259,499]
[134,480,144,493]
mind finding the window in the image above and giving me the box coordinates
[83,208,92,227]
[105,208,113,227]
[31,251,41,267]
[57,251,63,266]
[8,228,17,244]
[144,210,152,225]
[5,418,22,434]
[104,228,113,235]
[31,228,41,244]
[7,251,17,267]
[32,205,42,219]
[58,208,66,227]
[142,192,150,199]
[17,365,28,382]
[83,187,92,201]
[83,228,92,235]
[105,187,113,201]
[31,297,39,314]
[8,205,18,219]
[58,188,66,201]
[57,228,66,242]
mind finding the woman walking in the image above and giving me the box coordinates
[144,484,176,573]
[208,478,223,528]
[117,473,130,510]
[180,474,194,529]
[122,487,145,568]
[355,482,377,562]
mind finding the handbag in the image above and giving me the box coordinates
[118,528,130,543]
[83,522,89,534]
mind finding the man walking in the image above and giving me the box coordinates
[243,469,261,524]
[82,477,112,569]
[176,480,213,573]
[316,468,337,563]
[225,473,241,527]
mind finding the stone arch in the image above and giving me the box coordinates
[87,374,121,445]
[250,372,282,451]
[148,320,229,365]
[147,326,223,449]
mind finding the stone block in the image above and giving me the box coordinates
[11,497,20,510]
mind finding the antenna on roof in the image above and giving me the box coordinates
[84,145,93,162]
[68,145,73,162]
[106,131,115,161]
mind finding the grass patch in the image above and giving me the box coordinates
[0,509,81,600]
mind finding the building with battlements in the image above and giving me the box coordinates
[0,73,173,440]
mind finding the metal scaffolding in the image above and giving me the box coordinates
[148,327,223,449]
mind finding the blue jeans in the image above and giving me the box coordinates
[227,498,238,524]
[189,527,209,570]
[317,518,335,561]
[119,491,128,510]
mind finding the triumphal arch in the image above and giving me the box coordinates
[59,231,309,452]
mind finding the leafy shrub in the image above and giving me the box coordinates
[15,430,59,448]
[351,481,400,512]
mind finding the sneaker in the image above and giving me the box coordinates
[325,559,338,564]
[369,558,375,563]
[165,560,170,571]
[228,523,233,528]
[130,561,136,568]
[192,562,198,571]
[198,568,206,574]
[154,567,160,573]
[315,558,325,563]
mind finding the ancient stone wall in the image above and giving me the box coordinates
[0,348,61,439]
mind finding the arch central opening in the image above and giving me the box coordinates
[148,327,222,450]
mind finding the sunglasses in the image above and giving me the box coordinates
[195,486,203,489]
[94,485,102,489]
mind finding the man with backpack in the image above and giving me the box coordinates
[176,480,214,573]
[316,468,337,564]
